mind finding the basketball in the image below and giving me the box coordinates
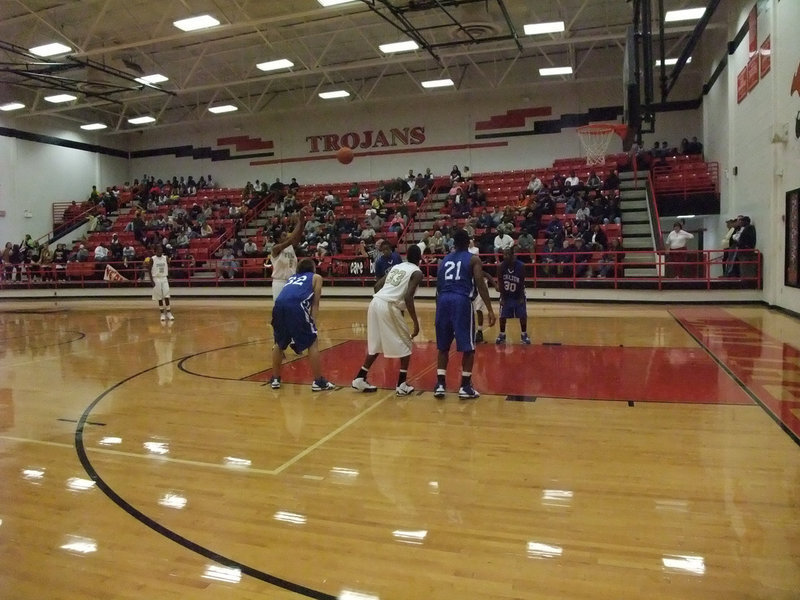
[336,146,354,165]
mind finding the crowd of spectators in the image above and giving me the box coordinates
[423,166,623,278]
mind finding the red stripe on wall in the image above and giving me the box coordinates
[248,141,508,167]
[475,107,552,131]
[217,136,274,151]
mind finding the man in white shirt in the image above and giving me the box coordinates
[352,245,423,396]
[94,244,109,262]
[665,222,694,278]
[494,231,514,256]
[565,170,581,188]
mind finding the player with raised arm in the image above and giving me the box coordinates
[352,245,423,396]
[145,243,174,322]
[434,229,495,399]
[495,246,531,344]
[269,258,336,391]
[268,213,305,299]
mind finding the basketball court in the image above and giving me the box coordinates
[1,300,798,599]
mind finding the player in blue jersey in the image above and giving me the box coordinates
[495,246,531,344]
[270,258,336,391]
[434,229,495,399]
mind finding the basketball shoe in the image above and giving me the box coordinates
[396,382,415,396]
[270,376,281,389]
[433,383,446,398]
[458,385,480,399]
[521,333,531,344]
[495,332,506,344]
[312,378,336,391]
[352,377,377,392]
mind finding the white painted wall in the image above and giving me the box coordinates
[0,114,128,244]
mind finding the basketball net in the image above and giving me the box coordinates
[577,123,626,166]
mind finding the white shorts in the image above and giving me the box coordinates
[152,279,170,301]
[472,295,486,313]
[272,279,287,299]
[367,298,413,358]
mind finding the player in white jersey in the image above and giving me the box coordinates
[468,243,495,343]
[268,214,305,299]
[352,245,423,396]
[144,244,174,321]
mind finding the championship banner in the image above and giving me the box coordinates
[103,264,128,282]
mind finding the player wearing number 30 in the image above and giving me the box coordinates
[352,245,423,396]
[145,244,174,322]
[434,229,496,399]
[495,246,530,344]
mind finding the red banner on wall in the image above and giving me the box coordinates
[747,55,760,92]
[760,36,771,77]
[748,5,758,55]
[737,67,748,103]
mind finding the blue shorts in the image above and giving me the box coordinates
[272,300,317,353]
[500,299,527,319]
[435,293,474,353]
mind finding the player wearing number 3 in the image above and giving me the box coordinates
[145,244,174,322]
[434,229,495,399]
[352,245,423,396]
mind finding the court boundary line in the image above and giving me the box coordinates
[74,349,338,600]
[669,309,800,447]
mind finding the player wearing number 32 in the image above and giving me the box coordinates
[352,245,423,396]
[434,229,496,399]
[269,258,336,392]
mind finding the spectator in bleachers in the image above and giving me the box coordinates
[574,198,589,223]
[588,197,605,225]
[565,170,581,189]
[520,210,540,237]
[572,237,592,278]
[75,244,89,262]
[359,222,376,243]
[429,231,446,255]
[586,223,609,251]
[527,174,543,195]
[450,165,462,181]
[604,170,620,190]
[604,197,622,225]
[666,221,694,278]
[387,213,406,234]
[596,238,625,278]
[538,238,558,277]
[200,222,214,237]
[517,229,535,262]
[365,209,383,231]
[462,166,472,180]
[564,187,579,214]
[218,248,239,279]
[493,229,514,262]
[586,170,602,191]
[348,182,360,198]
[679,138,690,155]
[243,238,258,257]
[463,217,476,238]
[476,208,493,231]
[545,218,565,245]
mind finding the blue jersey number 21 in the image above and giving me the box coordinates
[443,261,462,280]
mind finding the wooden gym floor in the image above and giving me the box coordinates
[0,299,798,600]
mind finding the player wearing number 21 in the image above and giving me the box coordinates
[434,229,496,399]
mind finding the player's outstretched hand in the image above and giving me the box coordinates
[487,311,497,327]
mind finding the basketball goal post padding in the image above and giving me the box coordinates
[576,123,629,166]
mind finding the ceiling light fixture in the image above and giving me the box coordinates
[44,94,77,103]
[318,0,359,6]
[539,66,573,76]
[655,57,692,66]
[208,104,238,114]
[29,42,71,57]
[256,59,294,72]
[664,8,705,22]
[128,116,156,125]
[523,21,565,35]
[0,102,25,111]
[173,15,220,32]
[421,78,454,89]
[135,74,168,85]
[80,123,107,131]
[379,40,419,54]
[319,90,350,99]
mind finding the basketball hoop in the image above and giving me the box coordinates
[576,123,628,166]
